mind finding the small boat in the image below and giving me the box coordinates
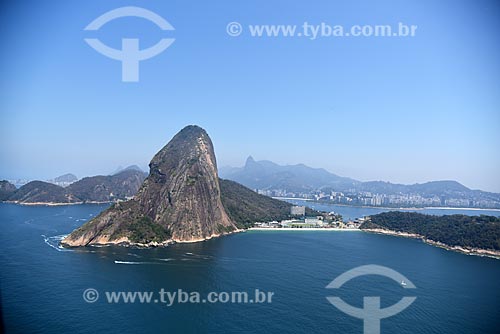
[401,280,407,286]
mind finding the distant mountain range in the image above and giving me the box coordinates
[219,157,500,208]
[220,156,358,192]
[356,180,477,198]
[52,173,78,183]
[46,173,78,187]
[111,165,145,175]
[3,157,499,208]
[2,169,147,204]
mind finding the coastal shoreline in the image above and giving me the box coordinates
[248,227,360,231]
[3,201,500,212]
[421,206,500,212]
[4,200,114,206]
[60,229,245,249]
[362,228,500,259]
[274,198,500,212]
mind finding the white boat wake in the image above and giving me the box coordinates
[42,234,73,252]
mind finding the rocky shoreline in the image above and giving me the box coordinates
[362,228,500,259]
[60,228,244,248]
[249,227,360,231]
[61,237,172,248]
[5,200,114,206]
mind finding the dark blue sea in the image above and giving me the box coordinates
[0,203,499,333]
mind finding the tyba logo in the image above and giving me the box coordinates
[84,7,175,82]
[326,265,417,334]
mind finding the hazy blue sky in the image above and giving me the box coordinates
[1,0,499,191]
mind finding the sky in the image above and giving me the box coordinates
[1,0,499,192]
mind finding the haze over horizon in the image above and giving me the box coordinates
[1,0,499,192]
[3,149,499,194]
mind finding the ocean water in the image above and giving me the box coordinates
[0,203,499,333]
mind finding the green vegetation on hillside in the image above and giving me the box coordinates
[219,178,317,228]
[67,170,146,202]
[8,181,76,203]
[3,171,146,204]
[127,216,171,244]
[361,211,500,251]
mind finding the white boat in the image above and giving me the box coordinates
[401,280,407,286]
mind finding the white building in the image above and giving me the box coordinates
[291,206,306,216]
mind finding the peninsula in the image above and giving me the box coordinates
[360,211,500,258]
[61,125,296,247]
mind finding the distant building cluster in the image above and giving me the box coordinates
[254,211,362,230]
[254,217,360,229]
[256,188,500,209]
[9,174,78,189]
[47,180,77,188]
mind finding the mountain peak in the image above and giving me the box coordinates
[245,156,256,166]
[53,173,78,183]
[62,125,236,246]
[174,125,208,141]
[149,125,217,182]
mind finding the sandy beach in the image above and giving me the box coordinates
[248,227,361,231]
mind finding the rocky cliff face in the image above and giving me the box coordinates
[0,180,18,201]
[62,125,237,246]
